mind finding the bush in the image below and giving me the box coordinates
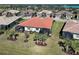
[14,34,19,37]
[58,41,65,47]
[34,33,48,41]
[71,40,79,50]
[33,33,39,41]
[0,31,4,35]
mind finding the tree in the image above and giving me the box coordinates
[34,33,48,46]
[24,31,29,42]
[73,11,77,19]
[64,40,74,53]
[61,13,66,19]
[41,12,46,17]
[6,12,13,17]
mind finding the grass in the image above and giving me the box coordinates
[0,21,65,55]
[64,40,79,52]
[15,18,28,24]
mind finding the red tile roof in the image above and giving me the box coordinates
[19,17,53,29]
[63,20,79,33]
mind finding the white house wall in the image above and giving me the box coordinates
[66,15,71,19]
[25,27,40,33]
[73,34,79,39]
[25,27,30,31]
[35,28,40,32]
[77,16,79,20]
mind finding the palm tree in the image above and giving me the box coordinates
[73,11,77,19]
[24,31,29,42]
[6,12,13,17]
[64,40,72,53]
[34,33,48,46]
[41,34,48,45]
[41,12,46,17]
[61,13,66,19]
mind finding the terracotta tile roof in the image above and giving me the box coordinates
[19,17,53,29]
[63,20,79,33]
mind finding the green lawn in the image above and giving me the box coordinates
[0,21,65,55]
[15,18,28,24]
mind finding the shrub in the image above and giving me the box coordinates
[34,33,48,41]
[0,30,4,35]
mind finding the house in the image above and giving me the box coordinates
[37,10,52,17]
[62,20,79,39]
[55,11,73,19]
[3,10,21,17]
[16,17,53,35]
[0,9,5,16]
[0,15,22,30]
[0,10,22,30]
[23,9,34,19]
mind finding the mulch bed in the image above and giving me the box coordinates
[35,41,47,46]
[7,34,19,41]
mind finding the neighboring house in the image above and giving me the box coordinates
[23,9,33,17]
[16,17,53,35]
[3,10,21,17]
[22,9,34,19]
[0,9,5,16]
[37,10,52,17]
[62,20,79,39]
[56,11,73,19]
[0,15,22,30]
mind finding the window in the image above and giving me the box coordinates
[76,35,79,38]
[27,27,30,29]
[36,28,39,30]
